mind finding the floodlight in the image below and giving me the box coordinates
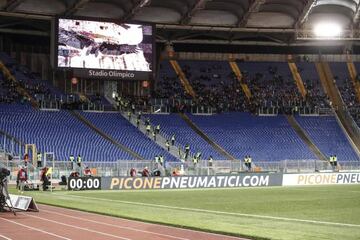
[313,22,342,38]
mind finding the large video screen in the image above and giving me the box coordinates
[56,18,154,79]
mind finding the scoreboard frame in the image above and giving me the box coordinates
[53,16,156,80]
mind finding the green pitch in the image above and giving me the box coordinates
[15,185,360,240]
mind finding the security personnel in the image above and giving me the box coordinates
[152,131,157,141]
[137,111,142,120]
[127,111,132,121]
[165,140,170,151]
[155,125,160,134]
[333,155,338,168]
[159,155,164,166]
[37,152,42,168]
[131,104,136,114]
[171,135,175,146]
[136,118,140,128]
[77,154,82,167]
[185,144,190,160]
[248,155,252,171]
[244,156,249,170]
[196,152,202,162]
[329,155,334,166]
[154,155,159,163]
[145,118,150,126]
[146,124,151,135]
[69,154,75,169]
[208,155,213,167]
[193,156,198,166]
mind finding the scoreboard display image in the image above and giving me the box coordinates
[56,17,154,79]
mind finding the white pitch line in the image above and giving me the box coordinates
[55,194,360,228]
[40,209,190,240]
[23,214,132,240]
[40,205,245,240]
[0,235,12,240]
[0,217,72,240]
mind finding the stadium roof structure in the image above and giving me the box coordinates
[0,0,360,46]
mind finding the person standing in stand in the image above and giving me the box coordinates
[131,104,136,114]
[155,124,160,134]
[146,124,151,135]
[166,140,170,151]
[171,135,175,146]
[185,144,190,160]
[77,154,82,167]
[37,152,42,168]
[208,155,213,167]
[69,154,75,170]
[248,155,252,171]
[159,155,164,166]
[152,130,157,141]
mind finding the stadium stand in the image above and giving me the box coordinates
[179,60,248,112]
[237,61,300,112]
[153,60,331,115]
[187,112,316,162]
[146,113,224,160]
[0,104,133,161]
[154,61,188,100]
[295,115,360,161]
[0,71,22,104]
[79,111,177,161]
[0,52,112,110]
[337,62,360,127]
[296,62,330,109]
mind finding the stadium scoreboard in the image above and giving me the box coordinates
[55,17,154,80]
[68,177,101,190]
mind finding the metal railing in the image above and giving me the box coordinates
[0,131,24,158]
[3,159,360,181]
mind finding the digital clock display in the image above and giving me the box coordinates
[68,177,101,190]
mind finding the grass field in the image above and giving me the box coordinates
[12,185,360,240]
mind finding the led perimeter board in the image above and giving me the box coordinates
[55,17,154,80]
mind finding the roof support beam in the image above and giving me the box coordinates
[122,0,151,21]
[238,0,266,27]
[63,0,90,16]
[294,0,316,29]
[156,24,295,33]
[0,11,52,20]
[180,0,207,25]
[157,38,352,47]
[4,0,25,12]
[0,28,49,36]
